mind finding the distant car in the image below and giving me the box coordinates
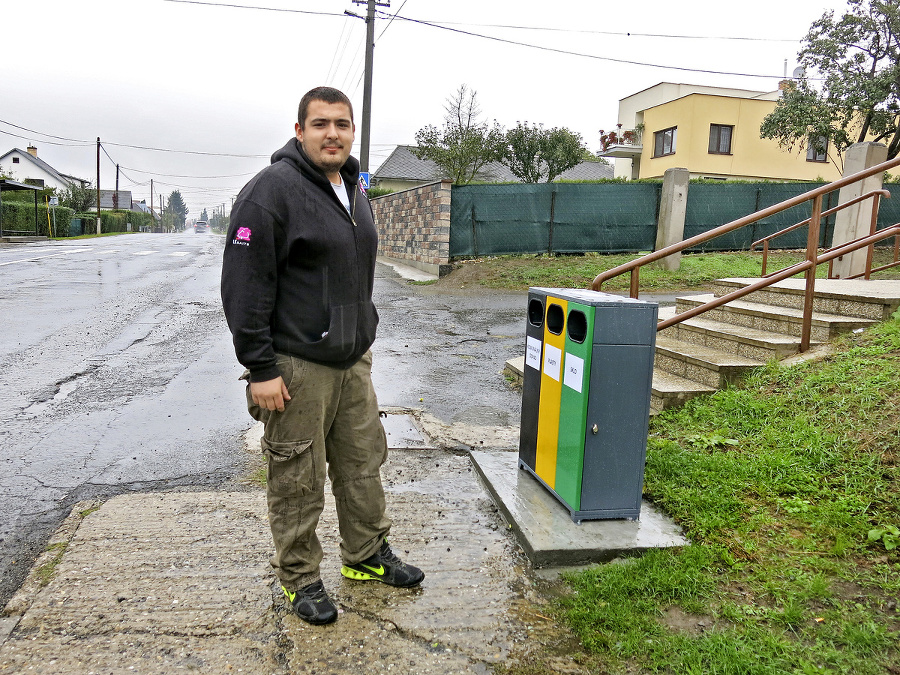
[194,221,208,233]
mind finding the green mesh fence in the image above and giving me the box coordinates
[450,183,659,256]
[449,182,899,258]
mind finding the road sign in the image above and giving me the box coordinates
[49,197,59,206]
[359,172,370,190]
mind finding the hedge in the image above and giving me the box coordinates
[0,200,75,236]
[72,210,154,236]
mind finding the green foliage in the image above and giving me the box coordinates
[165,190,189,230]
[0,199,74,235]
[57,182,96,213]
[414,84,506,184]
[558,317,900,674]
[501,122,586,183]
[760,0,900,162]
[366,186,394,199]
[868,525,899,551]
[72,210,154,235]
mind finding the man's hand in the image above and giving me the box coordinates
[250,376,292,412]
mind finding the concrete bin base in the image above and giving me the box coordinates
[470,450,688,568]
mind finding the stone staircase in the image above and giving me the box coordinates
[651,278,900,413]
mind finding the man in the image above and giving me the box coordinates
[221,86,423,626]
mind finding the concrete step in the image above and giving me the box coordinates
[711,277,900,321]
[651,369,716,414]
[676,294,877,341]
[654,335,764,389]
[660,315,812,361]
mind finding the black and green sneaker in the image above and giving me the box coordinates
[341,540,424,587]
[283,580,338,625]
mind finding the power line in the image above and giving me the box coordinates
[116,166,258,179]
[162,0,344,17]
[378,13,798,79]
[384,16,800,43]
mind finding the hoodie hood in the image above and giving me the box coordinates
[271,138,360,190]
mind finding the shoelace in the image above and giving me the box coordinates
[305,581,329,602]
[380,545,404,567]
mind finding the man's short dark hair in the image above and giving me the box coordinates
[298,87,354,129]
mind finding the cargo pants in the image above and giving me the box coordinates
[245,350,391,591]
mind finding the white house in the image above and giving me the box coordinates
[0,146,89,191]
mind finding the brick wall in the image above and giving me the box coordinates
[370,180,453,277]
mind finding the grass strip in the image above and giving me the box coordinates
[554,317,900,674]
[446,250,900,292]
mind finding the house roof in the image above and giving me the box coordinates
[97,189,134,210]
[0,148,89,187]
[0,178,42,192]
[373,145,613,183]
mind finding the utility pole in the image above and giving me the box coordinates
[349,0,389,174]
[150,179,155,233]
[96,137,101,235]
[114,164,120,210]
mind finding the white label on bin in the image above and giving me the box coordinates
[543,344,562,381]
[563,353,584,393]
[525,336,542,370]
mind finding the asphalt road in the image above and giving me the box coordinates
[0,233,527,610]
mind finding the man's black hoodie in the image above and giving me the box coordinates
[221,138,378,382]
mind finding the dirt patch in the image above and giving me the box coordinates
[658,605,717,635]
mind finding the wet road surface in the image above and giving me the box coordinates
[0,235,529,612]
[0,234,250,608]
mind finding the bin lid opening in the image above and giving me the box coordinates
[567,310,588,343]
[528,299,544,327]
[546,303,565,335]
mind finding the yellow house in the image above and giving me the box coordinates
[602,82,842,183]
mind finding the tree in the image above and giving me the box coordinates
[500,122,586,183]
[760,0,900,168]
[58,182,95,213]
[200,208,209,222]
[414,85,506,184]
[166,190,189,230]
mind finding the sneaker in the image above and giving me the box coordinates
[283,580,338,625]
[341,540,425,587]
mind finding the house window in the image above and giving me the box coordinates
[653,127,677,157]
[12,157,19,164]
[708,124,733,154]
[807,135,828,162]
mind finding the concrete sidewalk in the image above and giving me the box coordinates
[0,415,685,674]
[0,417,556,674]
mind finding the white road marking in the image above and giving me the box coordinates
[133,251,158,256]
[0,247,93,267]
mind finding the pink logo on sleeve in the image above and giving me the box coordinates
[236,227,252,242]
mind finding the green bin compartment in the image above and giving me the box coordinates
[553,303,594,509]
[518,288,657,523]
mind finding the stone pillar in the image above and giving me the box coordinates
[655,167,690,271]
[831,142,888,279]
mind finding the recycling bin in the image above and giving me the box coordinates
[518,288,657,522]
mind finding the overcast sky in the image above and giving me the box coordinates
[2,0,851,218]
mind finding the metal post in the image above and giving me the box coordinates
[801,195,823,352]
[96,137,101,235]
[548,189,556,255]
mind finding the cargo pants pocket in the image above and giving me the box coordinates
[263,437,315,499]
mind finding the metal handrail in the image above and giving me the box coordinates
[591,154,900,351]
[751,189,891,275]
